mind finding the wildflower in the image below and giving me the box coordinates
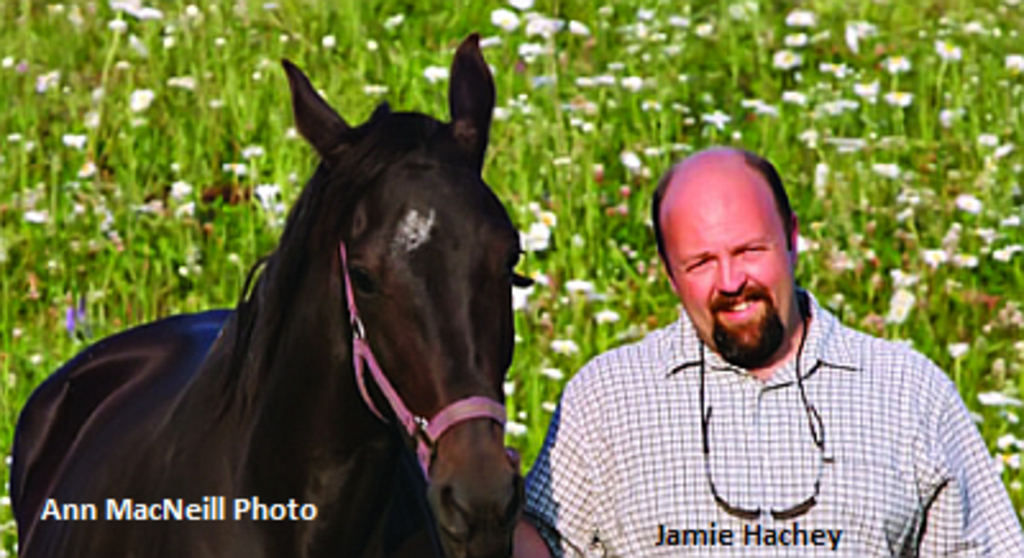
[595,309,620,324]
[872,163,901,179]
[1000,215,1021,227]
[921,249,948,268]
[222,162,247,177]
[241,145,265,159]
[952,253,979,268]
[506,421,527,437]
[772,50,802,70]
[620,76,643,92]
[845,21,877,54]
[551,339,580,355]
[935,40,962,62]
[885,288,915,324]
[491,8,519,32]
[518,43,546,62]
[170,181,192,201]
[24,210,49,224]
[977,133,999,147]
[819,62,850,79]
[890,269,918,288]
[78,161,97,179]
[65,296,91,340]
[884,91,913,107]
[701,111,731,130]
[512,284,533,311]
[536,209,557,227]
[978,392,1023,407]
[993,245,1021,262]
[254,183,280,210]
[167,76,197,90]
[508,0,533,10]
[785,10,816,27]
[521,221,551,252]
[955,194,982,214]
[994,144,1014,159]
[1007,54,1024,75]
[35,70,60,93]
[939,108,961,128]
[540,368,564,381]
[565,280,595,295]
[129,34,149,57]
[129,89,155,112]
[423,66,449,83]
[524,15,563,38]
[110,1,163,20]
[884,56,911,74]
[108,19,128,33]
[782,91,807,105]
[568,21,590,36]
[321,35,336,49]
[784,33,808,48]
[694,23,714,37]
[620,151,642,173]
[383,13,404,30]
[947,342,969,359]
[62,134,87,149]
[853,81,879,101]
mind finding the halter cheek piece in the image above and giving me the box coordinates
[339,243,508,479]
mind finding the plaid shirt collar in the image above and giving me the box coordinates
[663,289,861,386]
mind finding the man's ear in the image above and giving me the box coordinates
[788,214,800,267]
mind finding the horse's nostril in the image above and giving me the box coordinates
[438,484,471,541]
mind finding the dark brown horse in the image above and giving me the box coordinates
[11,34,529,558]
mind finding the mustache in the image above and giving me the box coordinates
[710,284,772,314]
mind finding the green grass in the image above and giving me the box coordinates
[2,0,1024,552]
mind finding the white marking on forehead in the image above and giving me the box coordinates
[393,208,436,253]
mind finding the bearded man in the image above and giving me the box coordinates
[514,147,1024,556]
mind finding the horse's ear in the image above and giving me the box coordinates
[281,59,350,159]
[448,34,495,171]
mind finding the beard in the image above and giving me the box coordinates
[710,284,784,369]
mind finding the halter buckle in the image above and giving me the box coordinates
[351,316,367,340]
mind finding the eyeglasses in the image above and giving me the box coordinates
[699,314,826,521]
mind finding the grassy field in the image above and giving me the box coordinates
[2,0,1023,552]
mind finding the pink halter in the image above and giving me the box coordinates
[339,243,508,478]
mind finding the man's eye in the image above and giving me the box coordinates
[687,259,709,272]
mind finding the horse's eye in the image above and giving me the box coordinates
[348,267,376,294]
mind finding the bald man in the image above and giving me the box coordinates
[514,148,1023,556]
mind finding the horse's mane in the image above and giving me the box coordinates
[215,104,444,412]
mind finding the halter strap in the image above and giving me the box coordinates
[339,243,507,478]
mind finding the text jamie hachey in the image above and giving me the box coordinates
[41,496,318,522]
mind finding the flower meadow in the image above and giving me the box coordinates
[2,0,1024,550]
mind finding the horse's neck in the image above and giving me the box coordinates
[211,283,435,555]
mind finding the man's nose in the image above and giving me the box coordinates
[715,258,746,294]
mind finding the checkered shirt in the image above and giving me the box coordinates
[524,290,1024,557]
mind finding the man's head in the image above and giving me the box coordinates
[653,147,802,370]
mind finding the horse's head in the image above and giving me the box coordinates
[281,35,527,558]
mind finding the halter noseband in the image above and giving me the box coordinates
[339,243,508,478]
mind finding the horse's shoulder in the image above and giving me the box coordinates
[11,309,232,539]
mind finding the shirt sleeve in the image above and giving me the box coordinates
[524,374,604,558]
[917,373,1024,556]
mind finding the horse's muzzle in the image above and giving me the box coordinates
[428,421,523,558]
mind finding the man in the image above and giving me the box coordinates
[513,147,1024,556]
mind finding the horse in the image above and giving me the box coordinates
[11,34,531,558]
